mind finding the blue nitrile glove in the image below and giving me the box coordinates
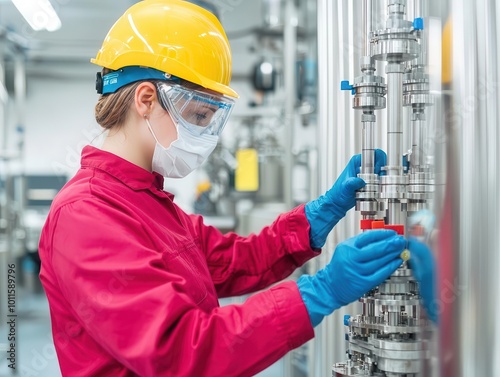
[408,239,438,323]
[297,230,405,327]
[305,150,387,249]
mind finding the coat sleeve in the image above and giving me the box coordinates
[188,204,321,298]
[49,199,314,377]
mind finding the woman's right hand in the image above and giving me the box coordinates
[297,230,405,327]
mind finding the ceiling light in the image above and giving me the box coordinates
[11,0,61,32]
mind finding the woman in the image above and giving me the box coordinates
[39,1,405,376]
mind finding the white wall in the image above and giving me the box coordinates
[12,75,101,176]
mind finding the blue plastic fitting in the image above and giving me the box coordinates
[402,154,410,173]
[343,314,351,326]
[413,17,424,30]
[340,80,355,95]
[340,80,352,90]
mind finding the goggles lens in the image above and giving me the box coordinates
[156,82,235,136]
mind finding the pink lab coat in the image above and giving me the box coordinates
[39,146,318,377]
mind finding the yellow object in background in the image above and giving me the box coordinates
[196,180,212,198]
[235,149,259,191]
[442,19,452,85]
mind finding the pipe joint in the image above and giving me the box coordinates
[386,63,405,74]
[362,113,376,122]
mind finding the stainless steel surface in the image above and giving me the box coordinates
[412,118,423,167]
[317,0,341,373]
[361,0,372,59]
[446,0,500,376]
[317,0,364,374]
[387,200,406,225]
[371,38,420,62]
[361,122,375,175]
[333,264,429,376]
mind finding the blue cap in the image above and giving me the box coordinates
[413,17,424,30]
[402,154,410,173]
[344,315,351,326]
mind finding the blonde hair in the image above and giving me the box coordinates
[94,69,143,130]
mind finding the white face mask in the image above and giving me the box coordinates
[146,118,218,178]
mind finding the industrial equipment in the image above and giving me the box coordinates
[332,0,435,375]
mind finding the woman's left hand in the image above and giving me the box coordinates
[304,150,386,249]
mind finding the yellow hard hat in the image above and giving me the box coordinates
[91,0,238,98]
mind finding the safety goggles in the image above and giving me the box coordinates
[155,81,235,136]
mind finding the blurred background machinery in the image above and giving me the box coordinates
[194,0,319,243]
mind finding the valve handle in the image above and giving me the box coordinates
[340,80,355,95]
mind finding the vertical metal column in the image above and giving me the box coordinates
[404,0,434,214]
[281,2,297,375]
[361,121,375,174]
[283,0,297,211]
[361,0,372,59]
[360,0,377,179]
[385,63,404,173]
[316,0,357,374]
[385,63,405,225]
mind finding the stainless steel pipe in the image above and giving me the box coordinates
[411,116,424,169]
[362,0,372,58]
[386,63,405,173]
[387,199,405,225]
[361,120,375,174]
[283,0,296,210]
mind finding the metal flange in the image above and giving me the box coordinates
[371,35,420,62]
[352,75,387,110]
[403,93,434,106]
[353,96,386,110]
[407,192,433,201]
[356,192,379,200]
[347,321,422,334]
[358,173,380,184]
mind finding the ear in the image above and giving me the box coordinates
[134,82,157,117]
